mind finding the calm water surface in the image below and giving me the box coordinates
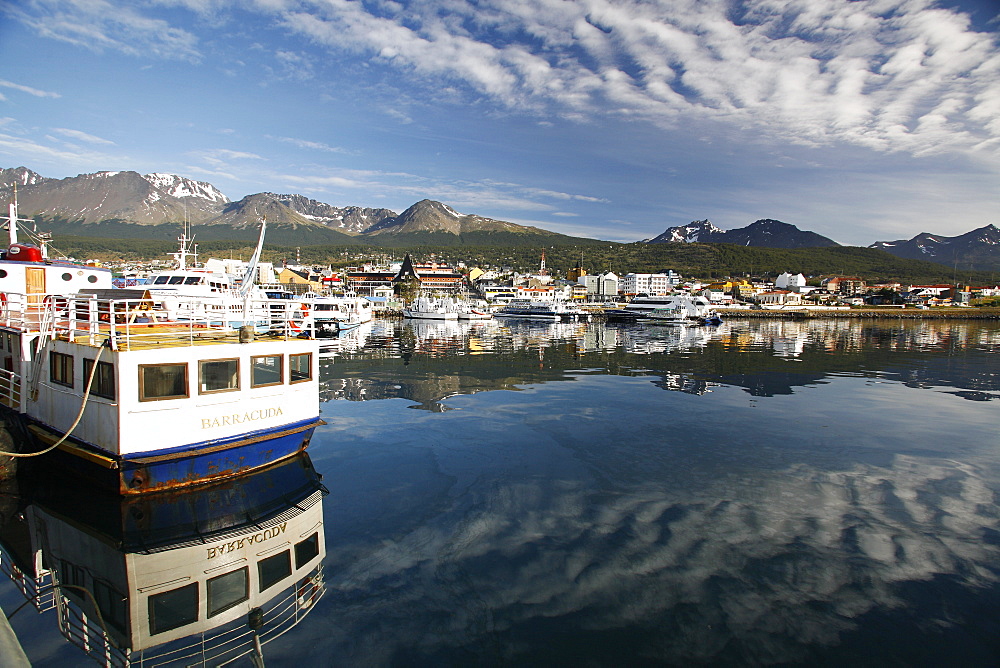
[5,318,1000,666]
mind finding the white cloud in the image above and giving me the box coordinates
[257,0,1000,160]
[51,127,115,145]
[272,136,350,154]
[0,80,61,99]
[5,0,201,61]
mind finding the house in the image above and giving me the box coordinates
[823,276,867,294]
[774,272,807,292]
[277,267,326,293]
[757,290,802,306]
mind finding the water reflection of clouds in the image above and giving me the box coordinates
[296,372,1000,664]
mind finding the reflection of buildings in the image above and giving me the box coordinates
[0,454,327,667]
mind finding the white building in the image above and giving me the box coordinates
[579,272,619,298]
[775,272,807,292]
[620,271,680,295]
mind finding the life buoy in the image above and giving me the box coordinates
[296,576,319,607]
[300,303,311,317]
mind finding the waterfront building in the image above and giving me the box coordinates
[620,271,680,296]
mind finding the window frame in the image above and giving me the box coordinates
[148,582,199,635]
[294,533,320,569]
[198,358,241,395]
[250,354,284,388]
[138,363,189,402]
[207,567,250,618]
[49,351,74,388]
[258,550,292,592]
[288,353,312,384]
[83,358,116,400]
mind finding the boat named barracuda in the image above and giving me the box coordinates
[0,207,324,494]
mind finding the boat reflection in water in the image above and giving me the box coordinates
[0,452,327,667]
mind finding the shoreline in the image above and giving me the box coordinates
[715,307,1000,320]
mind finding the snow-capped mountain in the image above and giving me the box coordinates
[143,173,229,204]
[644,220,723,243]
[871,225,1000,271]
[646,219,839,249]
[269,193,396,234]
[365,199,558,236]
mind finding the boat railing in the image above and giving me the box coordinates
[0,292,314,348]
[51,565,325,668]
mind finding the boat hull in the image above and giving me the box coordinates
[24,415,324,495]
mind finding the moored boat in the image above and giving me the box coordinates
[403,296,458,320]
[494,299,590,322]
[0,290,323,494]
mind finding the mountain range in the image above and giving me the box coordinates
[644,219,840,249]
[1,166,997,269]
[869,225,1000,270]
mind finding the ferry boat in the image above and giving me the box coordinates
[626,294,722,325]
[403,296,459,320]
[494,299,591,322]
[0,453,327,667]
[0,206,323,494]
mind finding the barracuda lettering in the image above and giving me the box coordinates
[201,407,283,429]
[206,523,288,559]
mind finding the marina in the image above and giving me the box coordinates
[4,316,996,665]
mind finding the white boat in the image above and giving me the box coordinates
[0,453,327,667]
[447,299,493,320]
[640,306,691,326]
[301,292,374,335]
[138,231,275,330]
[0,211,324,494]
[403,296,458,320]
[626,294,722,325]
[494,299,590,322]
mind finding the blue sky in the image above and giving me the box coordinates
[0,0,998,246]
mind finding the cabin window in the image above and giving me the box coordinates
[61,272,72,281]
[184,277,202,285]
[148,582,198,635]
[61,559,86,588]
[207,567,249,617]
[289,353,312,384]
[0,269,6,278]
[94,580,127,633]
[153,276,169,285]
[139,363,188,401]
[88,275,98,283]
[167,276,185,285]
[199,359,240,394]
[50,351,73,388]
[295,533,320,568]
[258,550,292,592]
[83,358,116,400]
[251,355,283,388]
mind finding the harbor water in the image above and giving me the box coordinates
[3,317,999,666]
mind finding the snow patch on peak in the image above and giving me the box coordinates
[143,173,229,203]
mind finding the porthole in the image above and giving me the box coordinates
[88,275,98,283]
[62,272,73,281]
[0,270,6,278]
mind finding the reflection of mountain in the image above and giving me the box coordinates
[0,455,328,666]
[320,320,999,407]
